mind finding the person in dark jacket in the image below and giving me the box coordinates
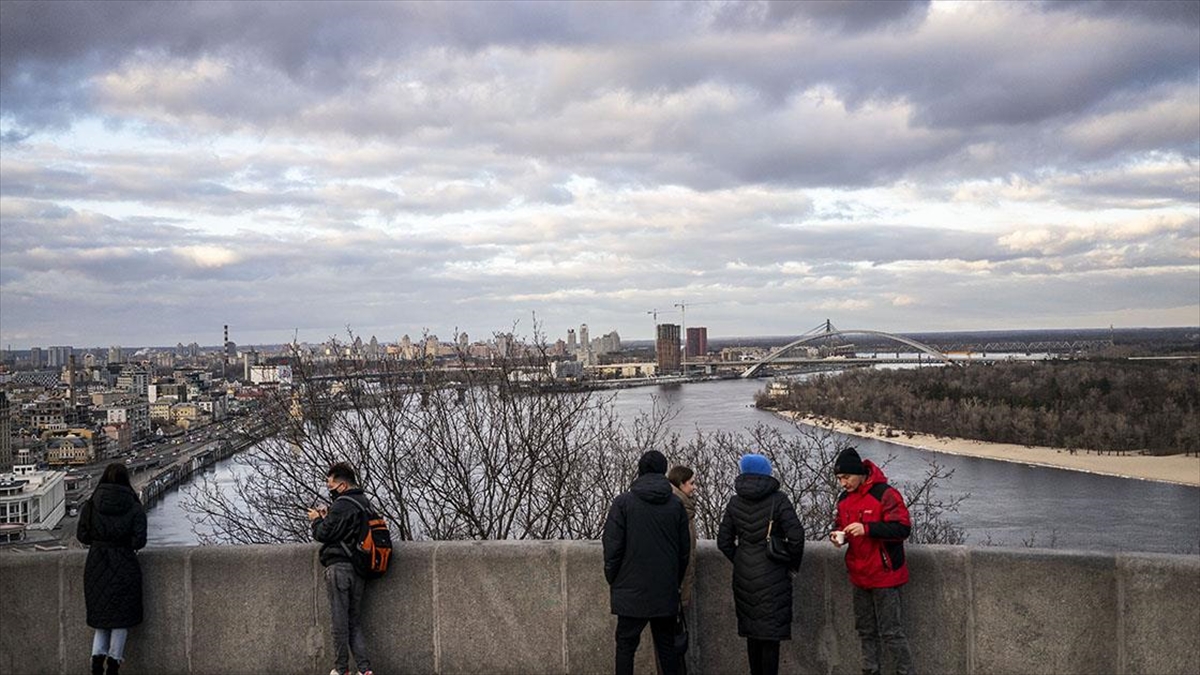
[76,462,147,675]
[308,462,375,675]
[831,447,914,675]
[717,453,805,675]
[663,464,699,675]
[602,450,691,675]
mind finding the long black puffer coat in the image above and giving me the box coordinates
[602,473,691,618]
[717,473,805,640]
[76,482,147,629]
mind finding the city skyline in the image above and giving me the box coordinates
[1,1,1198,349]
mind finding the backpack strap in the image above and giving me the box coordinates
[335,493,369,513]
[334,494,368,558]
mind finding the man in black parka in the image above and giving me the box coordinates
[602,450,691,675]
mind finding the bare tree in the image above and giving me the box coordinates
[185,337,967,546]
[185,334,658,542]
[671,419,966,545]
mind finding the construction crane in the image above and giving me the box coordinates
[646,308,678,333]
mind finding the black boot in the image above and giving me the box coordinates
[91,655,105,675]
[105,657,120,675]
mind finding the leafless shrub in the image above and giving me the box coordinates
[185,336,967,546]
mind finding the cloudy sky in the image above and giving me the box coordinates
[1,0,1197,349]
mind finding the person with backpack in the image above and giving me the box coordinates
[831,447,915,675]
[309,462,379,675]
[77,462,147,675]
[717,453,805,675]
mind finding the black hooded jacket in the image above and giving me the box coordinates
[311,487,370,567]
[717,473,806,640]
[77,482,148,629]
[602,473,691,618]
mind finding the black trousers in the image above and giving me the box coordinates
[615,615,678,675]
[746,638,780,675]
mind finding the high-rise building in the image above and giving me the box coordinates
[656,324,681,375]
[29,347,43,369]
[686,327,708,358]
[579,324,590,354]
[116,366,150,399]
[47,346,73,368]
[566,329,577,353]
[243,350,260,381]
[595,331,622,355]
[0,392,12,472]
[107,346,124,364]
[495,333,517,359]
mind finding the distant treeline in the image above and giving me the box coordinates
[761,360,1200,456]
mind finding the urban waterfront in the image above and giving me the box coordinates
[148,378,1200,553]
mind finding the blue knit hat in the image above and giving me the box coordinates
[739,453,772,476]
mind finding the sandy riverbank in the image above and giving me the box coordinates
[785,413,1200,487]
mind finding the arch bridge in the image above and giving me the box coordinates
[740,321,952,378]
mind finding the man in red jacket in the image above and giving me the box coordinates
[831,447,915,675]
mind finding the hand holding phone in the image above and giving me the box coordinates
[306,495,328,521]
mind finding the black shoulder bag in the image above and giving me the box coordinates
[765,494,792,565]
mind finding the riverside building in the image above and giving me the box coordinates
[656,324,682,374]
[0,464,67,542]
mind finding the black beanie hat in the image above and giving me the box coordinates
[834,447,868,475]
[638,450,668,476]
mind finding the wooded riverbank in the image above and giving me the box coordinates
[788,412,1200,486]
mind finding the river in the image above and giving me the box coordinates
[148,378,1200,553]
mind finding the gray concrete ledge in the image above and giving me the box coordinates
[1,542,1196,674]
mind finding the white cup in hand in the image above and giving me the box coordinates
[831,531,846,545]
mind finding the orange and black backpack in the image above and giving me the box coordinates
[336,495,392,579]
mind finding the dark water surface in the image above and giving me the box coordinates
[149,378,1200,553]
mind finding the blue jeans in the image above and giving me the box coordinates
[325,562,371,673]
[852,585,914,675]
[92,628,128,662]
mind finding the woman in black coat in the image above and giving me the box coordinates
[717,454,805,675]
[77,462,147,675]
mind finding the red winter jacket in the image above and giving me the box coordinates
[835,460,912,589]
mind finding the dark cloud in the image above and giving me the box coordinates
[1,1,1197,347]
[1042,0,1200,26]
[764,0,931,32]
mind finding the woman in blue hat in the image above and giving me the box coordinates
[717,453,806,675]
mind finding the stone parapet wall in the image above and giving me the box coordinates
[2,541,1197,674]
